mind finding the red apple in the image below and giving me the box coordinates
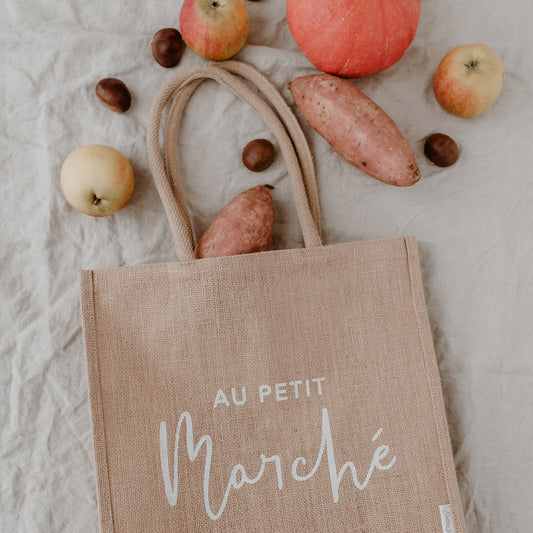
[179,0,249,61]
[60,145,135,217]
[433,44,504,118]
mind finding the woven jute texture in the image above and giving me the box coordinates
[79,61,466,533]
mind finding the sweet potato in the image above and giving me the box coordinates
[289,74,420,186]
[194,185,274,259]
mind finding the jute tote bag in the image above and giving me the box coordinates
[79,60,466,533]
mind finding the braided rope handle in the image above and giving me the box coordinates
[146,60,322,261]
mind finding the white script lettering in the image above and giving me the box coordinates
[291,410,396,501]
[159,408,396,520]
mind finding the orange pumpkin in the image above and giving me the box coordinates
[286,0,421,78]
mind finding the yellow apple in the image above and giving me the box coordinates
[60,144,135,217]
[433,44,504,118]
[179,0,249,61]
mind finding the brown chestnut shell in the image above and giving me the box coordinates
[151,28,184,68]
[242,139,275,172]
[424,133,459,167]
[95,78,131,113]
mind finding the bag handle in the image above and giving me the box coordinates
[146,60,322,261]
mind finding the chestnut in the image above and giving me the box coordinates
[151,28,184,68]
[95,78,131,113]
[424,133,459,167]
[242,139,275,172]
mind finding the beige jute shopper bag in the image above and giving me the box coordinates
[79,60,466,532]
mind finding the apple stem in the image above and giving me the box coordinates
[92,195,102,206]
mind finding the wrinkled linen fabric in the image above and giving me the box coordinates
[1,1,532,532]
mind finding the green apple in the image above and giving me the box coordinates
[60,144,135,217]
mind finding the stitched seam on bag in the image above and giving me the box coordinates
[87,271,117,533]
[121,258,406,285]
[89,239,408,278]
[404,237,456,526]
